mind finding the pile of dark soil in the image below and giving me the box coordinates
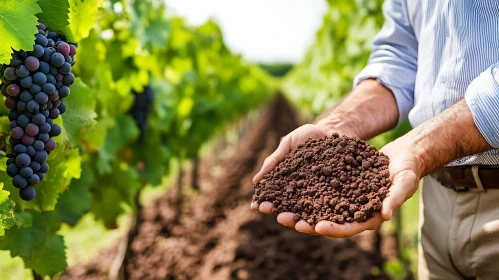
[61,94,390,280]
[253,134,391,224]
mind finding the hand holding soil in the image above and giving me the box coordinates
[252,124,421,238]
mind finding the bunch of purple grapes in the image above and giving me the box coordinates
[1,23,76,201]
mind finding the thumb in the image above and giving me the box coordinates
[381,170,418,221]
[252,135,291,183]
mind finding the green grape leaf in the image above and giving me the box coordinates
[2,148,81,211]
[0,183,15,236]
[61,78,97,147]
[68,0,103,42]
[0,211,66,277]
[0,0,41,64]
[55,162,93,225]
[36,0,70,34]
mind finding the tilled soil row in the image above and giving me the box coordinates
[62,94,389,280]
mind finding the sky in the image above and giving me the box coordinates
[165,0,328,63]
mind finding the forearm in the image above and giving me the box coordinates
[402,99,493,177]
[316,79,399,140]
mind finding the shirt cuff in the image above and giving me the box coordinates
[353,63,415,125]
[465,63,499,148]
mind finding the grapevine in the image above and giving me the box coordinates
[1,23,76,201]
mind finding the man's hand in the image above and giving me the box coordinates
[251,128,422,238]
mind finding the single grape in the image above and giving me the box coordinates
[59,102,67,114]
[9,110,20,121]
[69,44,77,56]
[3,67,17,80]
[36,91,49,104]
[49,65,58,75]
[58,62,71,74]
[34,150,48,162]
[41,84,55,95]
[31,44,44,58]
[19,186,36,201]
[57,43,70,55]
[32,113,46,125]
[39,122,51,133]
[25,56,40,71]
[7,84,20,97]
[20,167,33,178]
[5,96,17,109]
[46,118,53,125]
[55,73,63,81]
[13,175,28,189]
[55,81,62,88]
[51,53,65,67]
[22,135,35,145]
[42,111,49,118]
[16,153,31,167]
[11,127,24,139]
[16,65,30,78]
[10,120,18,129]
[33,140,44,151]
[29,173,41,185]
[38,61,50,74]
[38,30,45,35]
[47,101,54,110]
[21,76,33,88]
[37,23,46,31]
[37,172,45,181]
[62,73,75,86]
[25,123,39,136]
[39,162,49,173]
[45,138,56,152]
[10,57,23,67]
[19,91,32,102]
[38,133,49,143]
[46,73,56,84]
[29,84,41,94]
[17,115,29,127]
[70,56,76,66]
[49,108,60,119]
[64,55,72,64]
[35,34,48,47]
[43,48,54,62]
[26,145,36,157]
[53,99,61,108]
[49,124,61,137]
[17,101,27,111]
[49,91,59,101]
[33,72,47,85]
[1,84,8,97]
[14,144,27,154]
[29,161,41,172]
[48,32,57,39]
[27,100,40,113]
[6,163,19,177]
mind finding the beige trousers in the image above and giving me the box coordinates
[419,176,499,280]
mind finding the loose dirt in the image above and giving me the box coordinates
[253,134,391,224]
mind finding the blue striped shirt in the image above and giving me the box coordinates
[354,0,499,165]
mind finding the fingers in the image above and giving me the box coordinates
[381,169,418,221]
[250,202,259,211]
[295,220,318,234]
[315,214,383,238]
[258,201,273,214]
[277,212,297,228]
[252,136,291,183]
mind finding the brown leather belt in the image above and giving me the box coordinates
[431,165,499,192]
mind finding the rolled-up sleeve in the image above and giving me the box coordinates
[353,0,418,124]
[465,63,499,148]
